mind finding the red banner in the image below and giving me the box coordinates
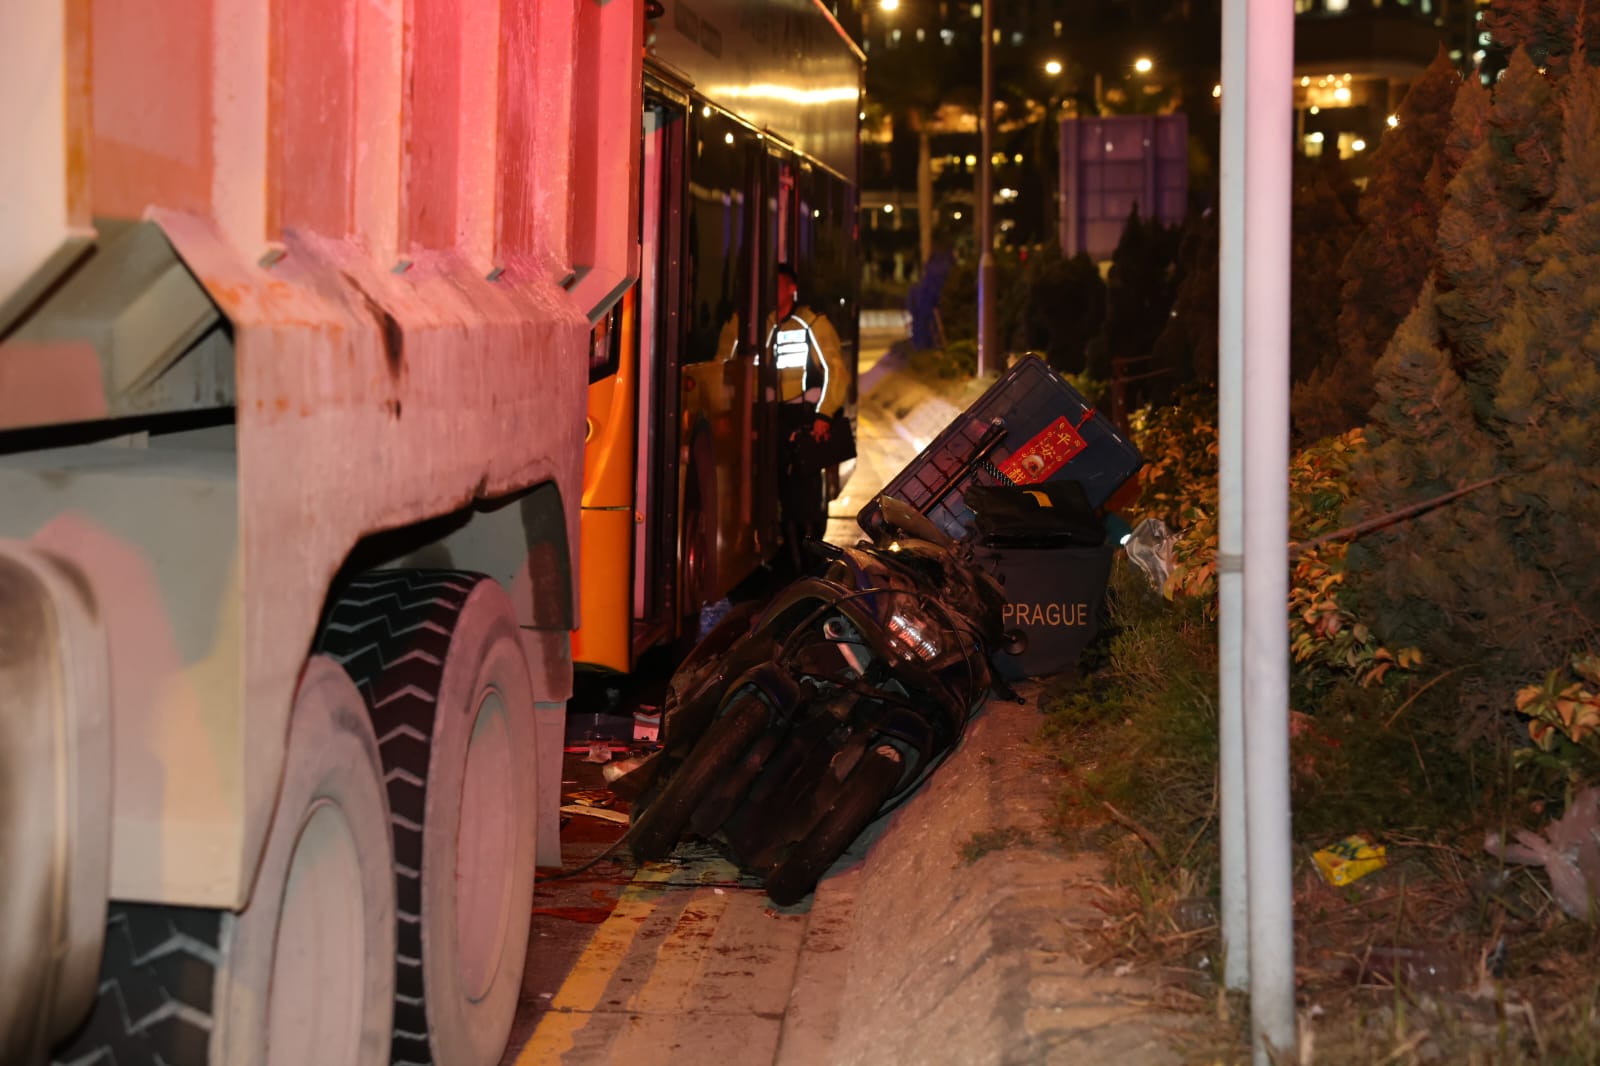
[997,415,1088,484]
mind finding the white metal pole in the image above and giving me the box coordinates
[1241,0,1296,1057]
[1217,0,1249,996]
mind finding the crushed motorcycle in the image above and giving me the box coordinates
[619,495,1023,905]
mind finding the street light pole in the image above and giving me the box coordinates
[976,0,996,375]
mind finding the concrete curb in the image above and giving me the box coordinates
[797,344,1191,1064]
[820,689,1191,1066]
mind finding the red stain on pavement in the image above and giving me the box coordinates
[529,906,613,924]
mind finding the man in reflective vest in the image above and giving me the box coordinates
[766,263,849,572]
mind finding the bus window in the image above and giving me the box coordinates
[684,109,751,365]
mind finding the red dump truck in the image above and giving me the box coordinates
[0,1,641,1064]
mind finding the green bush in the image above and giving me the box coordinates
[908,339,977,379]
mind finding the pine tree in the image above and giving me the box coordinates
[1001,245,1107,374]
[1429,49,1562,426]
[1484,62,1600,654]
[1484,0,1600,76]
[1298,50,1462,442]
[1085,208,1183,382]
[1149,209,1219,394]
[1346,286,1513,660]
[1348,48,1600,691]
[1289,152,1362,391]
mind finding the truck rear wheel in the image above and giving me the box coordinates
[0,543,110,1064]
[316,571,538,1066]
[52,657,396,1066]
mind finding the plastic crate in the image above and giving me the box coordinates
[857,355,1143,542]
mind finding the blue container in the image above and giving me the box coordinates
[857,354,1143,543]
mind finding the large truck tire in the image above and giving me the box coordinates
[0,543,110,1065]
[316,571,539,1066]
[51,657,397,1066]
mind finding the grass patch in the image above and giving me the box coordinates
[1039,560,1600,1062]
[958,827,1034,865]
[907,341,977,380]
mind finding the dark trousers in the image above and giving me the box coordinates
[777,404,827,574]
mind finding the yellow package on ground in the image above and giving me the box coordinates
[1313,835,1387,886]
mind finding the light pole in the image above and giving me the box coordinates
[1041,59,1064,252]
[976,0,996,376]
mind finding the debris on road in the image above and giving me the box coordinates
[1312,834,1388,886]
[559,804,631,825]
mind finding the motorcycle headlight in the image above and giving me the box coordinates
[886,601,941,662]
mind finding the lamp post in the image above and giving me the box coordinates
[976,0,996,376]
[1041,59,1064,255]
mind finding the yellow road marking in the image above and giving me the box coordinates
[515,864,676,1065]
[624,886,734,1014]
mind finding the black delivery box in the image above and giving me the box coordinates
[856,354,1143,543]
[964,480,1114,678]
[979,544,1115,680]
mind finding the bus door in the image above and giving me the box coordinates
[628,94,688,653]
[752,150,799,547]
[573,91,690,672]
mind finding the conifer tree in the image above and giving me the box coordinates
[1348,48,1600,690]
[1345,287,1513,660]
[1483,61,1600,652]
[1085,208,1182,382]
[1296,50,1462,441]
[1484,0,1600,75]
[1150,210,1219,394]
[1289,152,1361,392]
[1432,49,1562,420]
[1001,245,1107,374]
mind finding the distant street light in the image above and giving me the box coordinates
[1134,56,1154,74]
[880,0,900,10]
[1044,59,1063,76]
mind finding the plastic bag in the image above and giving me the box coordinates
[1124,517,1174,592]
[1485,787,1600,921]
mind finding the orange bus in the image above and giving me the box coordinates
[573,1,865,673]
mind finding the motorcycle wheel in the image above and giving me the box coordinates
[764,744,902,906]
[629,695,768,861]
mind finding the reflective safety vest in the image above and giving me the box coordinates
[765,306,848,417]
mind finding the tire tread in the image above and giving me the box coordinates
[50,904,224,1066]
[314,568,487,1066]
